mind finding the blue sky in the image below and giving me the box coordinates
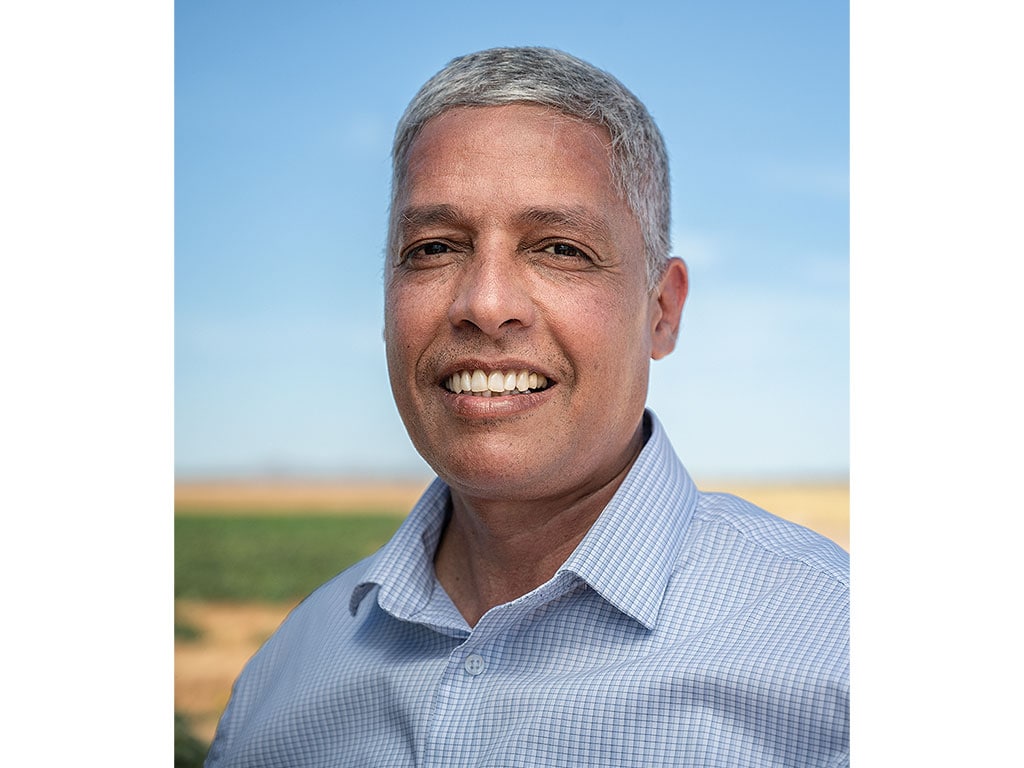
[175,0,849,481]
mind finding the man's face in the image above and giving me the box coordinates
[384,104,682,503]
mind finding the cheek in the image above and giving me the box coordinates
[385,283,424,337]
[591,302,655,379]
[387,271,453,320]
[383,294,415,371]
[384,282,447,382]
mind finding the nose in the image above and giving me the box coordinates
[447,248,536,338]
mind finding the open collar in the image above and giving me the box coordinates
[351,410,698,631]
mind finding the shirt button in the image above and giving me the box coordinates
[464,653,485,676]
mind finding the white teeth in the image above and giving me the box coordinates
[444,368,552,396]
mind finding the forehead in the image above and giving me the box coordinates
[399,104,621,207]
[409,105,610,184]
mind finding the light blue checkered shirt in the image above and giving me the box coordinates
[206,411,849,767]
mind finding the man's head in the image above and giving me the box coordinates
[388,47,671,291]
[383,48,687,503]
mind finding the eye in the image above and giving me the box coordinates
[412,241,450,257]
[542,242,589,260]
[401,240,456,266]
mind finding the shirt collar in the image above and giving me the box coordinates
[558,410,698,629]
[351,410,698,631]
[349,476,451,620]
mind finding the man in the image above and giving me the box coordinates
[206,47,849,767]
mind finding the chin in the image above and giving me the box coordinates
[431,451,554,501]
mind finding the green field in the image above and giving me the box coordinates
[175,511,409,763]
[175,513,405,602]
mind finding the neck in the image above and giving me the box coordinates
[433,429,645,627]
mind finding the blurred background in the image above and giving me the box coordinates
[174,1,848,762]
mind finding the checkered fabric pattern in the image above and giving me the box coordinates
[206,411,849,767]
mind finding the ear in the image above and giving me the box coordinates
[650,258,688,360]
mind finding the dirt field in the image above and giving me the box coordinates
[175,479,848,745]
[174,477,434,514]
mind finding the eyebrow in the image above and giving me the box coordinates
[515,207,612,241]
[397,204,463,237]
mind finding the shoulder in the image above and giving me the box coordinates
[692,491,849,587]
[204,553,384,765]
[230,552,383,690]
[662,490,849,653]
[661,491,849,684]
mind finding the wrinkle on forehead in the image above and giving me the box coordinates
[398,203,615,243]
[408,105,613,176]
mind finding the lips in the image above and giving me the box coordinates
[443,368,551,397]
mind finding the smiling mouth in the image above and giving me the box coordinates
[443,368,552,397]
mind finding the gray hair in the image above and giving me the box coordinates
[388,47,671,290]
